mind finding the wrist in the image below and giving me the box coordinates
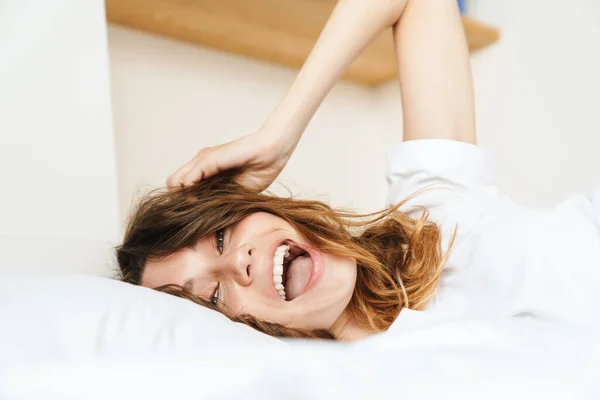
[262,103,306,141]
[258,115,302,157]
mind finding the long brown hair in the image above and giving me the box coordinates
[116,171,449,339]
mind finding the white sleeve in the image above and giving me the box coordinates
[386,139,516,241]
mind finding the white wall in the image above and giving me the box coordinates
[376,0,600,207]
[108,26,390,219]
[0,0,119,275]
[110,0,600,224]
[468,0,600,206]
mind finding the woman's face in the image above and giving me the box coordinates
[141,212,357,331]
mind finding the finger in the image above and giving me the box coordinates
[180,164,206,187]
[180,155,223,186]
[167,161,195,188]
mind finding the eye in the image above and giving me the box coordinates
[215,228,226,254]
[211,283,221,306]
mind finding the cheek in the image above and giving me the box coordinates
[285,255,356,330]
[329,256,357,291]
[314,255,357,310]
[327,257,357,317]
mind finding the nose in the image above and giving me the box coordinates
[222,243,254,286]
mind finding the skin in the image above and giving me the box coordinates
[153,0,477,341]
[142,212,358,333]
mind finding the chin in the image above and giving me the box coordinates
[287,252,357,331]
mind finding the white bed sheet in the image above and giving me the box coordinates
[0,271,598,399]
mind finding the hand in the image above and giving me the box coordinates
[166,128,296,192]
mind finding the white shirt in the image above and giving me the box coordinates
[385,139,600,328]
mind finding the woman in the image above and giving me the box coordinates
[117,0,600,340]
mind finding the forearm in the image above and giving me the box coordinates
[394,0,476,144]
[263,0,407,145]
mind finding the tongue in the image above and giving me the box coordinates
[285,255,313,301]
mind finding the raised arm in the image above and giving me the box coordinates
[394,0,476,144]
[169,0,475,190]
[261,0,408,144]
[168,0,410,189]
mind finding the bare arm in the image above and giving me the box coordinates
[394,0,476,144]
[262,0,409,147]
[267,0,476,146]
[170,0,476,189]
[169,0,409,189]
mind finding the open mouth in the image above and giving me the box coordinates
[272,241,314,301]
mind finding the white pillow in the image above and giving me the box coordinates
[0,271,296,398]
[0,271,282,362]
[1,270,596,399]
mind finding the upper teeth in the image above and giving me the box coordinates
[273,244,290,300]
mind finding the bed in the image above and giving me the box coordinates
[0,270,598,399]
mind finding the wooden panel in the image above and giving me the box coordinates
[105,0,499,86]
[462,16,501,52]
